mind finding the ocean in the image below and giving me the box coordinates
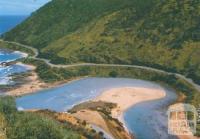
[0,15,28,35]
[0,50,29,85]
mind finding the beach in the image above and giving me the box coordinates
[95,87,166,124]
[6,70,47,96]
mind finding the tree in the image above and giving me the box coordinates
[109,71,118,77]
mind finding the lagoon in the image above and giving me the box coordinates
[16,77,177,139]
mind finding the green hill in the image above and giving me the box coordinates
[2,0,200,84]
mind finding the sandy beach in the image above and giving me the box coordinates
[5,62,47,96]
[95,87,166,128]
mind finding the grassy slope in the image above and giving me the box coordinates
[3,0,139,49]
[3,0,200,84]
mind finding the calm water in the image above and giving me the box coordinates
[16,78,177,139]
[0,50,29,85]
[0,15,28,35]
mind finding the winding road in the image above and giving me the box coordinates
[1,39,200,92]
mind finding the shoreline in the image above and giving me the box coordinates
[0,49,30,86]
[14,50,28,58]
[6,71,47,96]
[15,62,36,70]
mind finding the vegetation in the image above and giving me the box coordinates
[33,110,104,139]
[69,101,130,139]
[69,101,117,115]
[1,0,200,137]
[0,96,104,139]
[2,0,200,84]
[0,96,83,139]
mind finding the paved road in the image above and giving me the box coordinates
[1,40,200,92]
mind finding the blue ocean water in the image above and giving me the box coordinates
[16,78,177,139]
[0,50,29,85]
[0,15,28,35]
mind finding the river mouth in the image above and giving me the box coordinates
[16,77,177,139]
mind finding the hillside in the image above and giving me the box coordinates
[2,0,200,84]
[0,96,106,139]
[0,97,80,139]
